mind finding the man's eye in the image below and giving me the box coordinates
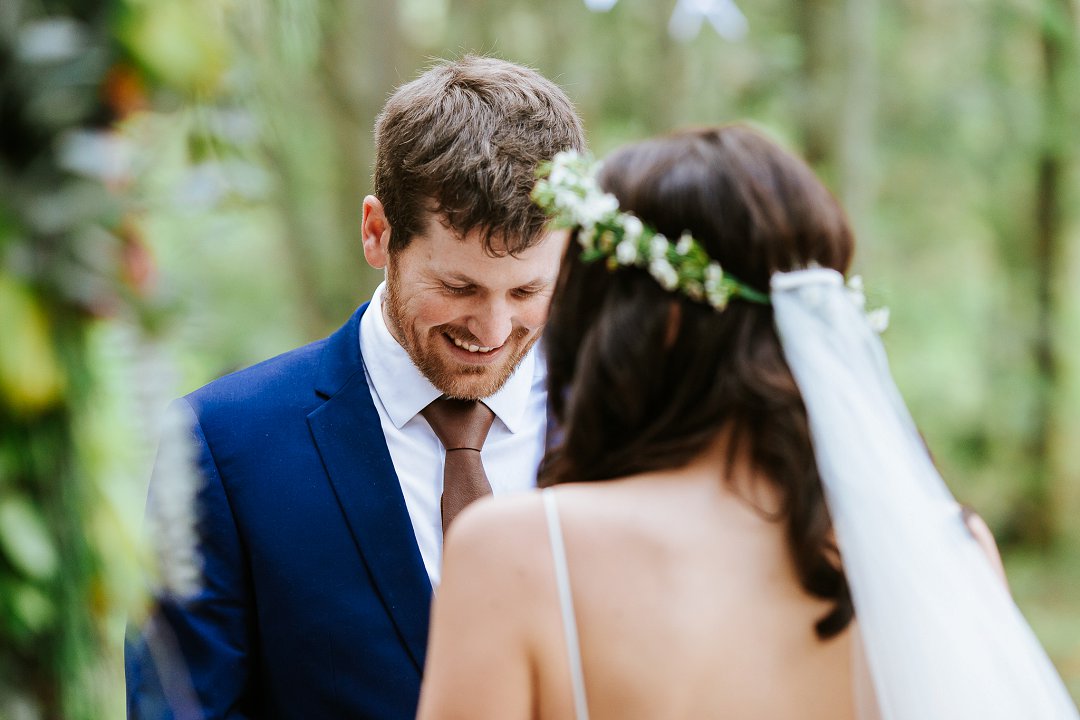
[512,288,540,299]
[442,284,473,295]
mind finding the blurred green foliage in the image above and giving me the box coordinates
[2,1,122,716]
[0,0,1077,716]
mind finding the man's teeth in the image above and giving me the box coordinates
[452,336,493,353]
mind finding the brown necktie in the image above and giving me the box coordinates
[421,397,496,536]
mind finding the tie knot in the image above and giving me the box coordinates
[421,398,496,451]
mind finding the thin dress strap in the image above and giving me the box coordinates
[542,488,590,720]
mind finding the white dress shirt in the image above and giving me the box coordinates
[358,282,547,586]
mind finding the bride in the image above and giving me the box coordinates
[415,125,1078,719]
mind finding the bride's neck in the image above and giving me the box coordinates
[680,424,784,518]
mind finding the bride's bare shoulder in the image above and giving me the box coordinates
[441,493,552,581]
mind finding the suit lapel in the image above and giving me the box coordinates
[308,304,432,673]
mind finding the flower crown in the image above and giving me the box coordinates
[531,150,769,310]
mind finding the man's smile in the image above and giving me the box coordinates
[443,332,505,364]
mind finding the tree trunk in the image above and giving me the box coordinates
[838,0,879,234]
[1016,0,1075,545]
[796,0,842,172]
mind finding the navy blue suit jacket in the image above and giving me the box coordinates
[127,304,434,719]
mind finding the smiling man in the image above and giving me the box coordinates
[369,212,562,402]
[127,56,585,720]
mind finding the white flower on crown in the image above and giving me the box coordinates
[587,193,622,226]
[704,262,723,288]
[650,257,680,290]
[554,187,584,214]
[615,238,639,265]
[622,215,644,243]
[685,280,705,301]
[845,274,890,333]
[577,224,598,251]
[706,284,731,310]
[547,161,571,189]
[649,235,669,260]
[534,149,772,313]
[867,307,891,333]
[846,275,867,309]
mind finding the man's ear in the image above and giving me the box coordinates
[361,196,392,269]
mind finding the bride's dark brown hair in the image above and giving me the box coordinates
[540,124,855,639]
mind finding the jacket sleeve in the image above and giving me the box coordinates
[127,398,256,719]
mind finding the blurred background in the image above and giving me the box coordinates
[1,0,1078,716]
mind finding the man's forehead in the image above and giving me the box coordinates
[416,237,563,287]
[407,207,566,253]
[426,255,558,286]
[416,212,513,251]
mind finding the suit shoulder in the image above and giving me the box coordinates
[185,336,331,417]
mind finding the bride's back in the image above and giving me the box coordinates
[528,460,859,720]
[514,125,865,720]
[417,127,873,720]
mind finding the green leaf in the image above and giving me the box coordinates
[0,496,59,581]
[10,583,56,635]
[118,0,230,94]
[0,275,66,414]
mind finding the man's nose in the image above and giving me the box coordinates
[466,301,513,349]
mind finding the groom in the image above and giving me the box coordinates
[126,56,585,719]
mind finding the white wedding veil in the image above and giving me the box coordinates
[771,267,1078,719]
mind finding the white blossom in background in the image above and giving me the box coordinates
[57,130,135,185]
[14,17,85,62]
[145,401,202,600]
[583,0,747,41]
[669,0,748,42]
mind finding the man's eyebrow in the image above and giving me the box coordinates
[440,272,555,289]
[521,277,557,289]
[441,272,480,285]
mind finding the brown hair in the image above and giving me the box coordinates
[541,124,856,639]
[374,55,586,255]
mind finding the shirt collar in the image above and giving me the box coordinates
[359,281,539,434]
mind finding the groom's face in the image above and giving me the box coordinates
[380,212,566,400]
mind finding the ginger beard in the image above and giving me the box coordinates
[384,263,540,400]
